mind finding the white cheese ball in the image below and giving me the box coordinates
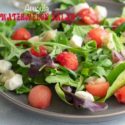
[0,60,12,73]
[74,3,89,14]
[0,70,15,83]
[75,91,94,102]
[28,36,40,42]
[95,5,108,21]
[70,35,83,48]
[4,74,23,91]
[41,30,57,42]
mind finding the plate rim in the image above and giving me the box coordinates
[0,91,125,120]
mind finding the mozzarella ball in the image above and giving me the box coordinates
[95,5,108,21]
[75,91,94,102]
[70,35,83,47]
[41,30,57,42]
[0,60,12,73]
[0,70,15,83]
[4,74,23,91]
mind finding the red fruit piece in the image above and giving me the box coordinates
[112,18,125,30]
[115,86,125,104]
[86,82,109,98]
[77,8,99,25]
[28,85,52,109]
[88,28,108,48]
[12,28,31,40]
[56,52,79,71]
[30,46,48,57]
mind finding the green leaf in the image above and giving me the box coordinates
[46,74,70,84]
[52,0,85,6]
[81,68,89,77]
[107,62,125,84]
[109,32,124,52]
[26,20,52,35]
[115,23,125,36]
[63,24,74,39]
[55,83,70,104]
[72,25,92,38]
[60,4,69,10]
[52,0,74,5]
[45,74,77,87]
[76,76,85,91]
[101,18,118,27]
[92,66,106,77]
[55,32,69,45]
[16,85,30,94]
[58,65,77,79]
[29,41,88,57]
[5,21,16,28]
[98,59,112,68]
[49,45,63,58]
[63,24,92,39]
[0,21,16,37]
[82,41,97,52]
[0,85,7,92]
[0,34,24,60]
[103,70,125,101]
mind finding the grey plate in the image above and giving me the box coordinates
[0,0,125,123]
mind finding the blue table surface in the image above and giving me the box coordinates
[0,0,125,125]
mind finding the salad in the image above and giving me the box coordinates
[1,0,125,112]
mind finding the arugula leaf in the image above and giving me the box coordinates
[55,32,69,45]
[52,0,86,6]
[0,85,7,92]
[52,0,74,5]
[101,18,118,28]
[81,46,112,78]
[103,70,125,101]
[63,24,92,38]
[115,23,125,36]
[29,40,89,57]
[5,21,16,28]
[0,21,16,37]
[16,85,30,94]
[55,83,70,104]
[45,74,77,87]
[49,45,63,58]
[60,4,69,10]
[26,20,52,35]
[107,62,125,84]
[58,65,77,79]
[46,74,71,84]
[63,24,74,39]
[82,41,97,52]
[92,66,107,77]
[0,34,24,60]
[72,25,92,38]
[81,68,90,77]
[109,32,124,52]
[97,59,112,68]
[76,76,85,91]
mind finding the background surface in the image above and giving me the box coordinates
[0,0,125,125]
